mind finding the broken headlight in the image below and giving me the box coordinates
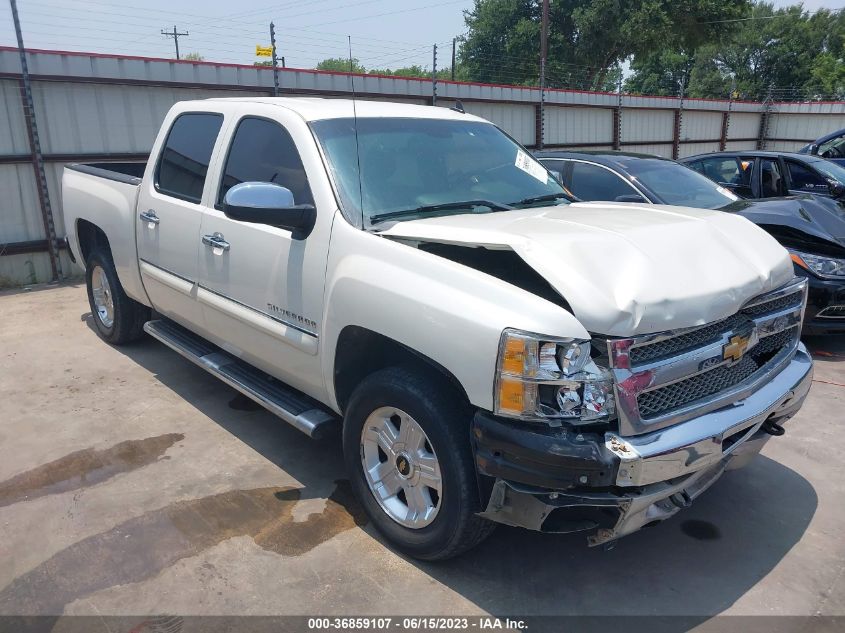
[494,328,616,424]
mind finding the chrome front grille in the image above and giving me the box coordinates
[637,327,797,419]
[629,292,801,365]
[608,278,808,436]
[629,314,748,365]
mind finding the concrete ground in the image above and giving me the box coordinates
[1,282,844,621]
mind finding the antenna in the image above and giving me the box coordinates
[348,36,364,227]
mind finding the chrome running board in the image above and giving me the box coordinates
[143,319,337,439]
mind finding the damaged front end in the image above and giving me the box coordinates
[471,279,814,546]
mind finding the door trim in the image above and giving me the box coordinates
[139,258,195,295]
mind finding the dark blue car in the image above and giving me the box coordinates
[799,127,845,167]
[682,151,845,202]
[536,150,845,335]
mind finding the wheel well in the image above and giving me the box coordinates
[76,219,111,265]
[333,326,469,414]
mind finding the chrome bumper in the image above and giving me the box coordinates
[605,343,813,487]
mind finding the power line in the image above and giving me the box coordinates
[699,7,843,24]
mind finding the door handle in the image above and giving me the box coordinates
[202,232,230,252]
[139,209,160,225]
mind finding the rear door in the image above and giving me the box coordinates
[566,160,647,202]
[756,157,788,198]
[688,156,753,198]
[136,111,225,326]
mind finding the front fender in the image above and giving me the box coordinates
[320,218,588,411]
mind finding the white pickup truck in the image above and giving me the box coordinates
[62,97,813,560]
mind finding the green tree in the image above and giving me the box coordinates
[459,0,749,89]
[316,57,366,73]
[183,52,204,61]
[627,2,845,100]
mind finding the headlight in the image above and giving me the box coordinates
[494,329,616,424]
[789,249,845,279]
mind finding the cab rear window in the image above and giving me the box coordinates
[155,112,223,203]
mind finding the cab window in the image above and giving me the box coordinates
[691,157,749,187]
[218,117,314,206]
[785,160,828,193]
[155,113,224,203]
[568,162,639,201]
[759,159,786,198]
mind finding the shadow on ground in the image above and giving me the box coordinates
[8,317,818,623]
[804,334,845,362]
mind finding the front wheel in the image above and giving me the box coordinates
[343,367,495,560]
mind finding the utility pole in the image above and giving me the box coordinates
[432,43,438,106]
[538,0,549,150]
[10,0,62,280]
[451,37,456,81]
[270,22,280,96]
[162,25,189,60]
[672,77,686,160]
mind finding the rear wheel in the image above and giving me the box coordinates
[343,367,495,560]
[85,250,149,344]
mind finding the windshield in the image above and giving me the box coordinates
[620,158,739,209]
[310,117,569,226]
[817,135,845,159]
[813,159,845,184]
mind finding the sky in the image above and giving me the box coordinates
[1,0,844,72]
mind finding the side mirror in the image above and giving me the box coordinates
[222,182,316,239]
[547,169,564,184]
[614,194,647,203]
[827,179,845,199]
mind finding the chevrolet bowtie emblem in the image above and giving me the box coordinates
[723,334,751,363]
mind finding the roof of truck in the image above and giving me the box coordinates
[203,96,487,123]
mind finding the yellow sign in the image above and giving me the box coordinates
[255,45,273,58]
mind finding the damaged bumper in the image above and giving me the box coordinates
[471,344,813,545]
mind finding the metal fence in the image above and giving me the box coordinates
[2,46,845,285]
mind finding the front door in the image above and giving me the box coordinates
[197,113,327,397]
[136,111,224,326]
[784,159,833,197]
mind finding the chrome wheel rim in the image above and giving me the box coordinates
[91,265,115,328]
[360,406,442,528]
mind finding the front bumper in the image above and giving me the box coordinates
[797,268,845,335]
[471,344,813,545]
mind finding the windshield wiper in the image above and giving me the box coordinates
[510,192,571,206]
[370,199,512,224]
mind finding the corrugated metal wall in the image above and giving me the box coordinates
[2,47,845,285]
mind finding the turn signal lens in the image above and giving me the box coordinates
[496,377,538,415]
[500,333,538,377]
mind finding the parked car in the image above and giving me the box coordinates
[681,150,845,202]
[63,98,813,560]
[536,150,845,335]
[798,127,845,166]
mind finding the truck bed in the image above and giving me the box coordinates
[66,161,147,185]
[62,161,149,305]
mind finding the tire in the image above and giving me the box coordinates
[85,249,149,345]
[343,366,495,560]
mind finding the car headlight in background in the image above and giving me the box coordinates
[494,329,616,424]
[789,249,845,279]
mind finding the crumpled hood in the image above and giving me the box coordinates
[381,203,795,336]
[722,196,845,250]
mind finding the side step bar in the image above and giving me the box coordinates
[143,319,337,439]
